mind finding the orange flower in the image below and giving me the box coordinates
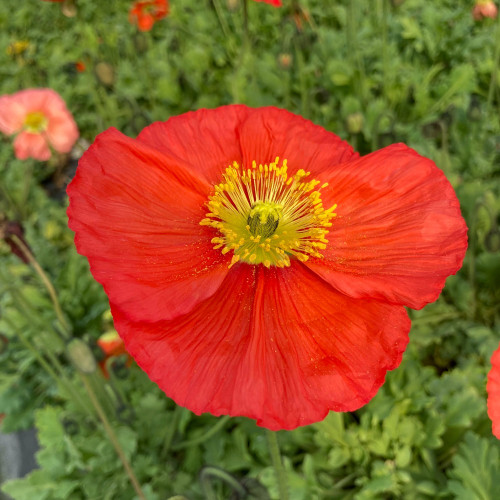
[129,0,169,32]
[473,1,498,20]
[0,88,78,161]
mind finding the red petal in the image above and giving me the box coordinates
[67,127,230,322]
[487,343,500,439]
[137,106,357,186]
[112,261,410,430]
[253,0,282,5]
[306,144,468,310]
[137,105,251,184]
[237,106,358,174]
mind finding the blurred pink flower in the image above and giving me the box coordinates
[0,88,79,161]
[473,1,498,20]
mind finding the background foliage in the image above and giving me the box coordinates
[1,0,500,499]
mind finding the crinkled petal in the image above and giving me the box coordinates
[112,261,410,430]
[137,106,357,186]
[14,131,51,160]
[137,105,251,184]
[237,106,358,174]
[487,342,500,439]
[67,127,230,322]
[306,144,468,310]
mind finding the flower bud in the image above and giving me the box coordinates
[0,219,31,264]
[66,338,97,374]
[346,112,364,134]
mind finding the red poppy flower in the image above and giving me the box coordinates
[67,106,467,430]
[129,0,169,32]
[487,342,500,438]
[253,0,282,6]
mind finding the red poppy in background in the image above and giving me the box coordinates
[0,88,79,161]
[75,61,86,72]
[254,0,282,6]
[67,106,467,430]
[487,342,500,439]
[129,0,169,32]
[97,330,131,378]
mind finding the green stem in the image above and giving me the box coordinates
[266,430,289,500]
[172,415,230,450]
[294,38,309,118]
[213,0,232,41]
[486,11,500,113]
[378,0,389,101]
[161,404,184,458]
[10,234,70,337]
[81,374,147,500]
[199,467,247,500]
[242,0,249,46]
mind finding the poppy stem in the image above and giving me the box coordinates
[242,0,249,45]
[265,430,289,500]
[486,8,500,113]
[9,233,70,338]
[81,373,147,500]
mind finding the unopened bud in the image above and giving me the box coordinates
[94,61,115,88]
[0,219,31,264]
[66,338,97,374]
[346,112,364,134]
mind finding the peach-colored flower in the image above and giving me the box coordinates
[473,1,498,20]
[0,88,79,161]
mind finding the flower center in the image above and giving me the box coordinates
[24,111,48,133]
[200,158,337,268]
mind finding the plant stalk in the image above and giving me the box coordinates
[81,374,147,500]
[266,430,289,500]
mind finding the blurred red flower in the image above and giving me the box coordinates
[97,330,131,378]
[67,106,467,430]
[473,0,498,20]
[0,88,78,161]
[75,61,86,72]
[487,343,500,438]
[254,0,282,6]
[129,0,169,31]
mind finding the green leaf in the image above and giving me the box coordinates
[447,432,500,500]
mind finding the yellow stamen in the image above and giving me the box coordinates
[24,111,48,133]
[200,158,337,267]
